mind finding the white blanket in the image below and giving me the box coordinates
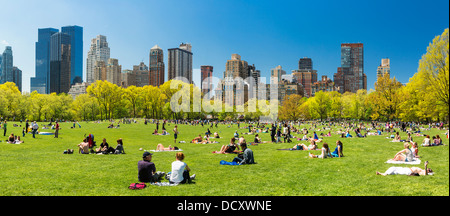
[148,149,183,152]
[385,158,421,165]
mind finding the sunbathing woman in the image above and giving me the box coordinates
[392,142,414,162]
[309,143,332,159]
[156,143,177,151]
[191,134,203,143]
[292,140,319,150]
[376,161,433,176]
[213,137,240,154]
[213,132,220,138]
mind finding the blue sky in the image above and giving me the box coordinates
[0,0,448,93]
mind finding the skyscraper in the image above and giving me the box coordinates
[0,46,13,84]
[292,57,318,97]
[298,57,313,70]
[377,58,390,80]
[61,25,83,85]
[49,32,72,94]
[12,66,22,92]
[270,65,286,84]
[149,45,165,86]
[168,43,193,83]
[133,62,149,87]
[86,35,110,84]
[106,58,121,86]
[200,65,213,95]
[334,43,366,94]
[31,28,59,94]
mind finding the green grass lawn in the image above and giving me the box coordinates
[0,120,448,196]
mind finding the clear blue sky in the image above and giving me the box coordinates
[0,0,448,93]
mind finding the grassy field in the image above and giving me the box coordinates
[0,120,448,196]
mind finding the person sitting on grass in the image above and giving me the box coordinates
[191,134,203,143]
[213,137,240,154]
[169,152,196,184]
[114,138,126,154]
[213,132,220,138]
[376,161,433,176]
[7,133,15,143]
[391,142,414,162]
[309,143,332,159]
[292,139,319,150]
[331,140,344,158]
[253,134,261,144]
[410,142,420,158]
[232,142,255,165]
[138,151,165,183]
[421,135,431,146]
[96,138,115,154]
[78,138,89,154]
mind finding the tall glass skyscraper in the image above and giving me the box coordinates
[50,32,72,94]
[62,25,83,85]
[334,43,366,94]
[31,26,83,94]
[0,46,13,84]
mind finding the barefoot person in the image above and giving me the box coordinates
[376,161,433,176]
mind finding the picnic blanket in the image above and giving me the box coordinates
[150,182,178,186]
[277,148,302,151]
[220,160,240,165]
[385,158,421,165]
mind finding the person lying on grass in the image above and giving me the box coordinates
[309,143,332,159]
[156,143,179,151]
[376,161,433,176]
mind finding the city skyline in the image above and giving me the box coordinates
[0,0,448,93]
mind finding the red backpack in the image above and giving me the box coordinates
[129,183,146,190]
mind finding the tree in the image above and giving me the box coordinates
[279,94,304,120]
[413,28,449,121]
[372,73,403,121]
[309,91,330,121]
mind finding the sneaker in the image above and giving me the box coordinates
[190,174,196,180]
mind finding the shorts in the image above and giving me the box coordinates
[174,134,178,139]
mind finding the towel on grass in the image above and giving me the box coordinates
[220,160,240,165]
[148,149,183,152]
[385,158,421,165]
[151,182,178,186]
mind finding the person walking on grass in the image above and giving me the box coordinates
[54,121,59,138]
[3,120,7,137]
[173,125,179,143]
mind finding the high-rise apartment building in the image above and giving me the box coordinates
[106,58,121,86]
[225,54,248,79]
[133,62,149,87]
[93,61,107,82]
[270,65,286,84]
[377,58,390,80]
[298,57,313,70]
[149,45,165,86]
[0,46,13,84]
[86,35,110,84]
[121,69,135,88]
[31,28,59,94]
[334,43,366,94]
[61,25,83,85]
[200,65,213,95]
[49,32,72,94]
[168,43,193,83]
[292,57,317,97]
